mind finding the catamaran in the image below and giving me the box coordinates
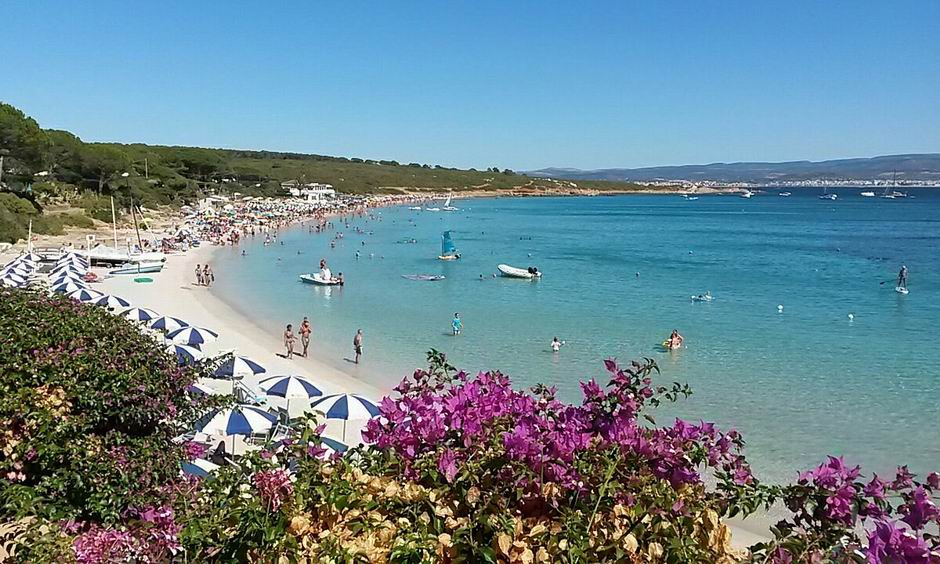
[438,231,460,260]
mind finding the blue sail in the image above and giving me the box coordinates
[441,231,456,255]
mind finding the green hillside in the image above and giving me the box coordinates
[0,102,652,243]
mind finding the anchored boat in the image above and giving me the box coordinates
[498,264,541,279]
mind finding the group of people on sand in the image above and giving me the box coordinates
[194,263,215,286]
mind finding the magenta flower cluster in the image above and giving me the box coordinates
[363,359,751,498]
[253,469,293,511]
[71,506,181,563]
[779,457,940,563]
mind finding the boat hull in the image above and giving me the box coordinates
[498,264,541,279]
[300,274,341,286]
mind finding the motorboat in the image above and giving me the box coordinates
[860,191,876,197]
[424,207,441,212]
[778,192,792,197]
[739,191,754,199]
[109,261,164,275]
[300,273,342,286]
[408,206,422,211]
[498,264,542,279]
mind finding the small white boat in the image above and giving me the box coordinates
[685,196,699,201]
[442,194,459,211]
[690,293,713,302]
[110,261,164,275]
[779,192,792,197]
[300,273,342,286]
[739,191,754,199]
[860,191,876,197]
[424,207,441,212]
[408,206,422,211]
[498,264,541,279]
[818,188,837,200]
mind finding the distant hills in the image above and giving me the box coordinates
[528,154,940,183]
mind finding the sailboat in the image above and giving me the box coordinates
[438,231,460,260]
[818,188,837,201]
[442,192,459,211]
[882,171,907,199]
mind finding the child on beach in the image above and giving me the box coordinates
[353,329,363,364]
[452,313,462,336]
[300,317,312,357]
[284,324,296,359]
[195,264,203,286]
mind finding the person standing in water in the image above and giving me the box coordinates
[299,317,312,357]
[452,313,462,336]
[353,329,363,364]
[551,337,564,352]
[284,324,296,359]
[897,265,908,289]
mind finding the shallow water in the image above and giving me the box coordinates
[213,189,940,484]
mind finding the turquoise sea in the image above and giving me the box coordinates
[213,189,940,484]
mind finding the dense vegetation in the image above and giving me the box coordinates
[0,102,650,244]
[1,289,937,562]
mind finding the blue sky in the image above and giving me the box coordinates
[2,1,938,170]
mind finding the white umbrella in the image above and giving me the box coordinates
[308,393,380,442]
[122,307,159,323]
[168,326,219,346]
[213,356,267,380]
[68,288,105,302]
[93,295,132,309]
[149,316,190,332]
[52,281,87,294]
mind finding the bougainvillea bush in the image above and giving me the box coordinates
[1,289,938,562]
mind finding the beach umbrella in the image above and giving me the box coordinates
[181,458,220,478]
[195,404,277,436]
[185,382,216,396]
[54,257,87,270]
[168,326,219,346]
[167,343,204,365]
[213,356,267,380]
[51,262,85,273]
[2,265,31,277]
[93,295,132,309]
[149,316,190,332]
[121,307,159,323]
[2,272,27,285]
[21,252,41,263]
[1,277,23,288]
[259,375,323,399]
[68,288,105,302]
[52,281,87,294]
[51,272,84,284]
[309,393,380,442]
[258,375,323,415]
[320,436,349,457]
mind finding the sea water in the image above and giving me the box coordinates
[213,190,940,484]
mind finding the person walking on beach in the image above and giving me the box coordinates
[284,324,296,359]
[203,264,214,287]
[452,313,462,336]
[897,265,908,290]
[195,264,203,286]
[353,329,363,364]
[299,317,312,357]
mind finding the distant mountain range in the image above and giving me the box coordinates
[527,154,940,183]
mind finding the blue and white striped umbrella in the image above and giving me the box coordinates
[2,265,31,277]
[51,272,84,285]
[168,343,204,365]
[149,316,190,332]
[52,281,87,294]
[56,253,87,265]
[259,375,323,399]
[321,436,349,456]
[2,273,27,284]
[185,382,216,395]
[54,260,87,271]
[213,356,267,380]
[93,295,132,309]
[195,405,278,436]
[168,326,219,345]
[21,252,42,263]
[1,277,23,288]
[68,288,105,302]
[181,458,219,478]
[50,264,86,275]
[10,257,38,268]
[309,393,380,420]
[122,307,159,323]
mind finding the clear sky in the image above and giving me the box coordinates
[2,1,938,171]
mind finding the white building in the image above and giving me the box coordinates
[283,181,336,202]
